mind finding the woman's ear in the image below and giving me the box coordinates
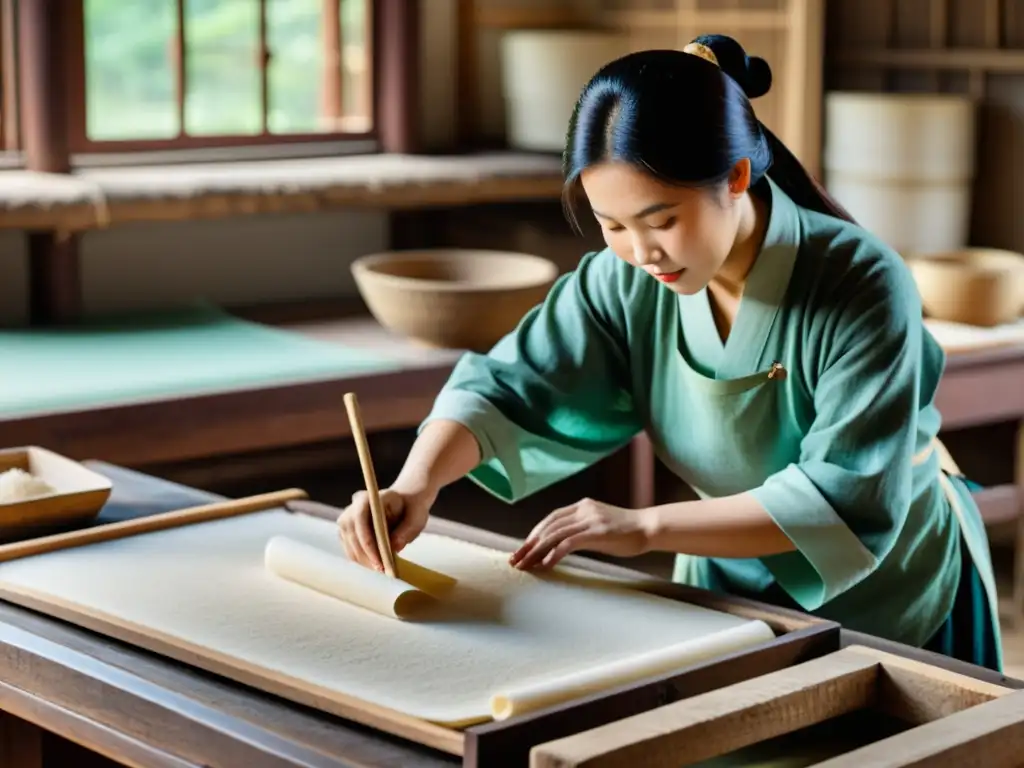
[727,158,752,198]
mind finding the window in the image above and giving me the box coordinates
[72,0,373,152]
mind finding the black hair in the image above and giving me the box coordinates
[562,34,854,228]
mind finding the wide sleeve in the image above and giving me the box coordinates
[421,250,643,503]
[749,257,936,612]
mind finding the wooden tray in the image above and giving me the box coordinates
[0,446,113,537]
[530,644,1024,767]
[0,492,839,768]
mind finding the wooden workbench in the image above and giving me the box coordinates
[0,461,834,768]
[0,462,1017,768]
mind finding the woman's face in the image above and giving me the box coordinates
[580,160,750,294]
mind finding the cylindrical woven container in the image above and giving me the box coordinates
[823,92,976,255]
[500,30,630,152]
[351,249,559,352]
[907,248,1024,327]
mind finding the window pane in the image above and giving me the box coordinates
[266,0,322,134]
[184,0,261,136]
[84,0,178,140]
[341,0,371,130]
[266,0,371,135]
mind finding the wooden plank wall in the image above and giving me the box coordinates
[464,0,825,174]
[826,0,1024,252]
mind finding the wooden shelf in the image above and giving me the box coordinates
[0,152,565,233]
[472,8,789,34]
[607,9,789,31]
[833,47,1024,73]
[473,7,586,30]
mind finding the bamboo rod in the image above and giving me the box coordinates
[343,391,397,578]
[0,489,309,564]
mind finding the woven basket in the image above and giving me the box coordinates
[351,249,559,352]
[907,248,1024,327]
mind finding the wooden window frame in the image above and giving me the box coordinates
[0,0,20,153]
[59,0,376,154]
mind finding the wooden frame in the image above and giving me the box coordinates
[838,629,1024,691]
[530,644,1024,768]
[0,489,839,768]
[59,0,374,153]
[828,0,1016,98]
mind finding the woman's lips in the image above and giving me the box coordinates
[651,269,683,283]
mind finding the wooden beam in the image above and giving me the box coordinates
[455,0,477,147]
[18,0,82,326]
[321,0,343,129]
[376,0,419,154]
[833,47,1024,72]
[18,0,68,173]
[1,0,20,150]
[27,234,82,327]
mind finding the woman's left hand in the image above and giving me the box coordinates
[509,498,656,571]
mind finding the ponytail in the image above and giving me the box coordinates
[761,123,857,224]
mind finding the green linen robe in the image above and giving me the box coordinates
[421,177,1000,652]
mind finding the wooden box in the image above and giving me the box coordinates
[530,644,1024,767]
[0,446,112,537]
[0,491,840,768]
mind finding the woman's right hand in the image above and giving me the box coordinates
[337,484,436,571]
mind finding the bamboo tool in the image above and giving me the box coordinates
[343,391,398,579]
[0,488,308,564]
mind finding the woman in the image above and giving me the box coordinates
[338,35,1002,671]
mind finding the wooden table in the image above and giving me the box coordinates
[0,316,460,469]
[0,463,1019,768]
[0,462,843,768]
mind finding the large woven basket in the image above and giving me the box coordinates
[907,248,1024,327]
[351,249,559,352]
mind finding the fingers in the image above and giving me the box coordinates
[390,508,426,553]
[337,491,383,572]
[511,520,590,571]
[353,503,383,572]
[523,503,577,545]
[540,533,591,569]
[337,489,429,569]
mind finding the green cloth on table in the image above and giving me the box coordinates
[0,301,402,417]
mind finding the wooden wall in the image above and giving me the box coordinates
[464,0,825,173]
[826,0,1024,252]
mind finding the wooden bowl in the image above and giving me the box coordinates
[351,249,559,352]
[907,248,1024,327]
[0,447,112,536]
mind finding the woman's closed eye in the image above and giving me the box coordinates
[600,217,676,233]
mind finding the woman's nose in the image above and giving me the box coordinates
[632,238,662,266]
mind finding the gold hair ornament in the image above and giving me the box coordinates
[683,42,719,68]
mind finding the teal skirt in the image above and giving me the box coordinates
[921,477,1002,673]
[720,477,1002,673]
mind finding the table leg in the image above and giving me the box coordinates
[1011,420,1024,625]
[629,433,656,510]
[0,711,42,768]
[602,434,656,510]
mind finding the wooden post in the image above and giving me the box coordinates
[321,0,343,129]
[456,0,477,148]
[376,0,419,154]
[18,0,81,325]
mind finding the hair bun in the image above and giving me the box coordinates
[689,34,773,99]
